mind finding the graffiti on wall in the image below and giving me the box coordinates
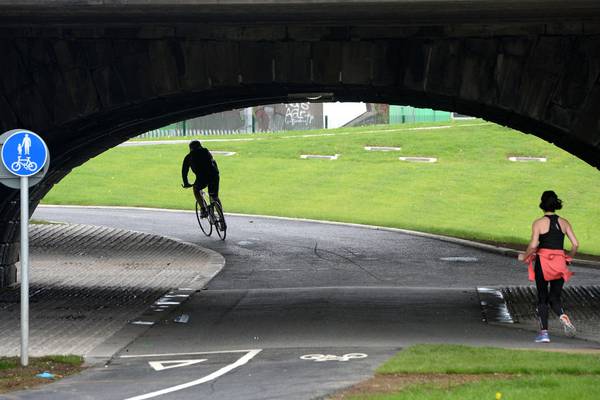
[254,103,323,132]
[284,103,315,127]
[367,103,390,125]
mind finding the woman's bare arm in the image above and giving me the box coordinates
[519,220,540,261]
[563,219,579,258]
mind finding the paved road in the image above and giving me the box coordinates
[9,206,600,400]
[33,206,600,290]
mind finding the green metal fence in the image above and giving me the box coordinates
[389,106,452,124]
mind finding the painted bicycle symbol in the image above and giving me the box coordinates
[299,353,368,362]
[10,157,38,173]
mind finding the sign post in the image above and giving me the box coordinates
[20,174,29,366]
[0,129,49,367]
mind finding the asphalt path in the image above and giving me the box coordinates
[10,206,600,400]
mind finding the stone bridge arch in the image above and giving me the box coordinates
[1,21,600,286]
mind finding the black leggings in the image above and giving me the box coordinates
[193,175,220,207]
[534,256,565,330]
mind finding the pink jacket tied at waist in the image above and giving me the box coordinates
[523,248,573,282]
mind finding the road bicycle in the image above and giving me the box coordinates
[192,187,227,240]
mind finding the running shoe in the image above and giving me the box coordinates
[559,314,576,336]
[535,331,550,343]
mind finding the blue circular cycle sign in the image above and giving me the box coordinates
[1,130,48,177]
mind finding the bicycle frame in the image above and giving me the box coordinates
[195,188,210,209]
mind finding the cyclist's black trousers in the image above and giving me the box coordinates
[193,175,220,205]
[534,255,565,330]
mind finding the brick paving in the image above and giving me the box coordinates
[0,223,224,357]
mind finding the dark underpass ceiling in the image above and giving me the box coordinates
[1,0,600,24]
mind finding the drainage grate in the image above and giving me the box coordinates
[399,156,437,163]
[364,146,401,152]
[300,154,339,160]
[508,156,547,162]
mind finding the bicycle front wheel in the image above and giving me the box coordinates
[195,200,212,236]
[213,202,227,240]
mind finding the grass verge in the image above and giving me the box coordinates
[0,355,84,394]
[331,344,600,400]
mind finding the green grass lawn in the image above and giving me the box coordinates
[377,344,600,375]
[335,344,600,400]
[43,120,600,255]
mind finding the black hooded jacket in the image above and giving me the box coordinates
[181,146,219,186]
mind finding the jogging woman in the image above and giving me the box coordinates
[518,190,579,343]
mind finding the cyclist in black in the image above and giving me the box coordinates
[181,140,220,217]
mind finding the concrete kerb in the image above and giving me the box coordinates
[38,205,600,269]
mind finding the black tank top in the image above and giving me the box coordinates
[538,215,564,250]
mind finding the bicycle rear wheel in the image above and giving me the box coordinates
[195,200,212,236]
[212,202,227,240]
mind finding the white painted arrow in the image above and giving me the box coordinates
[149,359,207,371]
